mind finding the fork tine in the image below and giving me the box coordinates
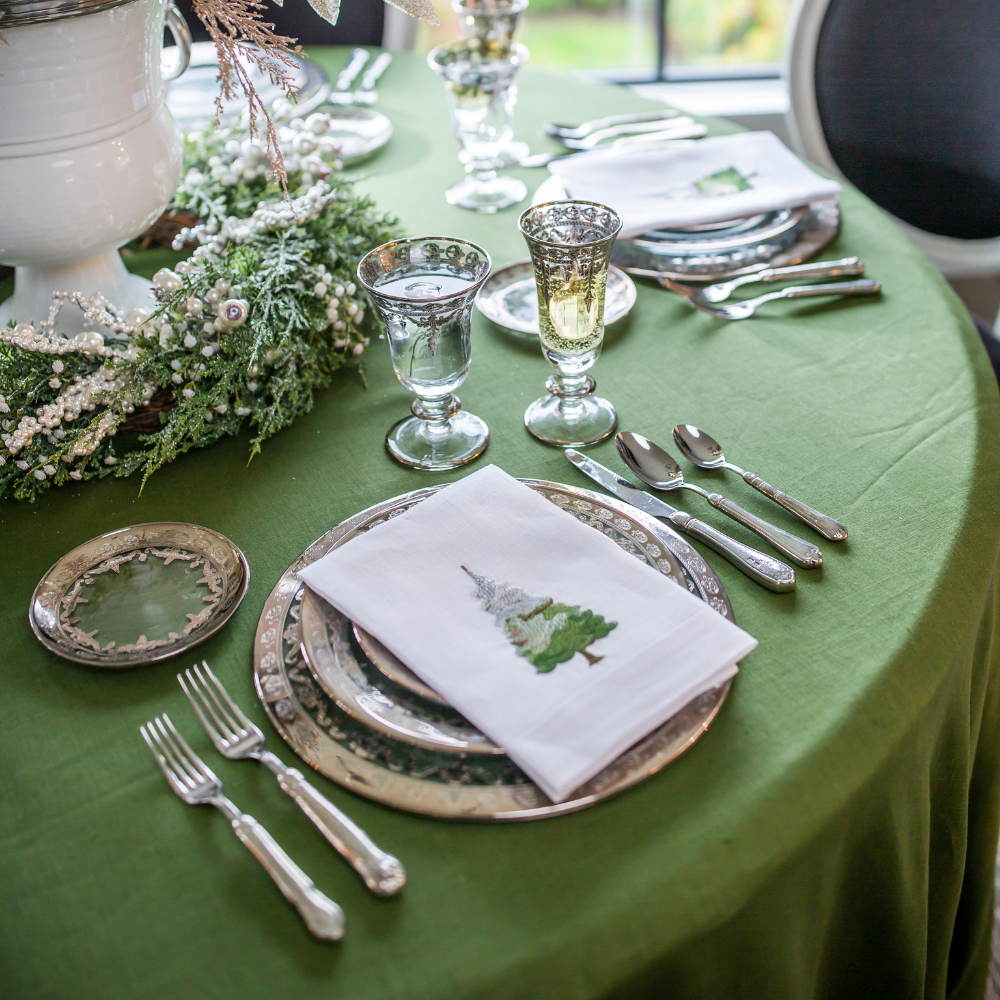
[141,720,190,795]
[193,661,246,737]
[200,661,255,733]
[179,667,234,748]
[153,716,201,789]
[158,714,217,786]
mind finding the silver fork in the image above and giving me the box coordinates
[544,108,680,140]
[662,277,882,319]
[696,256,865,303]
[179,662,405,897]
[141,714,345,941]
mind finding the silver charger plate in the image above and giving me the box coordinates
[475,260,637,337]
[319,106,393,167]
[166,42,330,130]
[30,522,249,668]
[532,174,840,281]
[253,481,734,821]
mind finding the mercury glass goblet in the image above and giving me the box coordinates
[452,0,531,169]
[358,237,492,470]
[518,200,623,447]
[428,38,529,213]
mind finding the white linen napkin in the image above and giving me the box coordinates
[548,131,842,238]
[298,465,757,802]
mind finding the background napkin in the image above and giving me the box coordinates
[549,131,842,237]
[298,465,756,802]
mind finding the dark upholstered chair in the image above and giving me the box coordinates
[784,0,1000,377]
[174,0,385,47]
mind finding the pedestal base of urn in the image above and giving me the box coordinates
[0,251,156,336]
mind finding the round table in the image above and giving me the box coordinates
[2,49,1000,1000]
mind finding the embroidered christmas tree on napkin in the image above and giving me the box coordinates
[462,565,617,671]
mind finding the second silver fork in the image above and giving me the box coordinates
[179,662,406,897]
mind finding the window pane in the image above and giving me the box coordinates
[667,0,792,67]
[416,0,657,72]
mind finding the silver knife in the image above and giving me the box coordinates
[565,450,796,593]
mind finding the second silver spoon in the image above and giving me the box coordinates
[616,431,823,568]
[672,424,848,541]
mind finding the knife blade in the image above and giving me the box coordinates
[565,450,795,593]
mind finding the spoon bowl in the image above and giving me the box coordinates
[672,424,729,470]
[615,431,685,489]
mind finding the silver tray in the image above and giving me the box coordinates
[475,260,637,337]
[532,175,840,281]
[30,522,249,668]
[253,481,734,821]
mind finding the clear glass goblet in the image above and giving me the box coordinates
[428,38,529,214]
[452,0,531,169]
[518,200,623,447]
[357,237,492,470]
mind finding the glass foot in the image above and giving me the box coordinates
[386,410,489,470]
[460,140,530,168]
[445,174,527,213]
[524,393,617,447]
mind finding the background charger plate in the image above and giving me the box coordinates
[532,175,839,281]
[253,481,734,821]
[30,522,249,667]
[475,260,637,337]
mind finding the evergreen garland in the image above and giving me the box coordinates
[0,114,397,501]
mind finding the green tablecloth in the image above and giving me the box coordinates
[4,48,1000,1000]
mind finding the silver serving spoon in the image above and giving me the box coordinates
[672,424,848,541]
[662,277,881,320]
[616,431,823,568]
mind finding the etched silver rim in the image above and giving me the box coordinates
[253,481,734,821]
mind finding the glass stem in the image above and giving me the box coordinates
[548,369,595,420]
[413,393,460,440]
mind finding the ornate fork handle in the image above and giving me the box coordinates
[706,494,823,568]
[264,753,406,897]
[742,472,848,541]
[228,810,345,940]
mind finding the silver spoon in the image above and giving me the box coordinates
[672,424,848,541]
[695,257,865,303]
[616,432,823,569]
[352,52,392,105]
[328,48,369,106]
[662,277,881,320]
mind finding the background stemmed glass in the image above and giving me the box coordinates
[429,37,529,213]
[452,0,530,169]
[518,200,623,446]
[358,237,492,470]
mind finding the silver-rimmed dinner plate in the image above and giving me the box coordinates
[166,42,330,129]
[532,175,840,281]
[320,106,393,166]
[475,260,637,337]
[30,522,249,668]
[353,624,449,706]
[253,481,734,821]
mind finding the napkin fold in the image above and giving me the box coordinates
[548,131,842,238]
[298,465,756,802]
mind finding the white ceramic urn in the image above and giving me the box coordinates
[0,0,191,333]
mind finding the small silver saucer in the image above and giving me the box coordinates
[475,260,637,337]
[321,106,393,166]
[30,522,249,668]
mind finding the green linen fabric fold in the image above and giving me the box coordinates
[2,50,1000,1000]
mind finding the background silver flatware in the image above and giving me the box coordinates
[693,256,865,303]
[544,108,681,140]
[141,714,345,941]
[616,432,823,568]
[664,277,882,319]
[352,52,392,105]
[328,48,369,106]
[565,450,796,592]
[179,662,406,897]
[557,116,699,150]
[672,424,848,541]
[519,126,707,168]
